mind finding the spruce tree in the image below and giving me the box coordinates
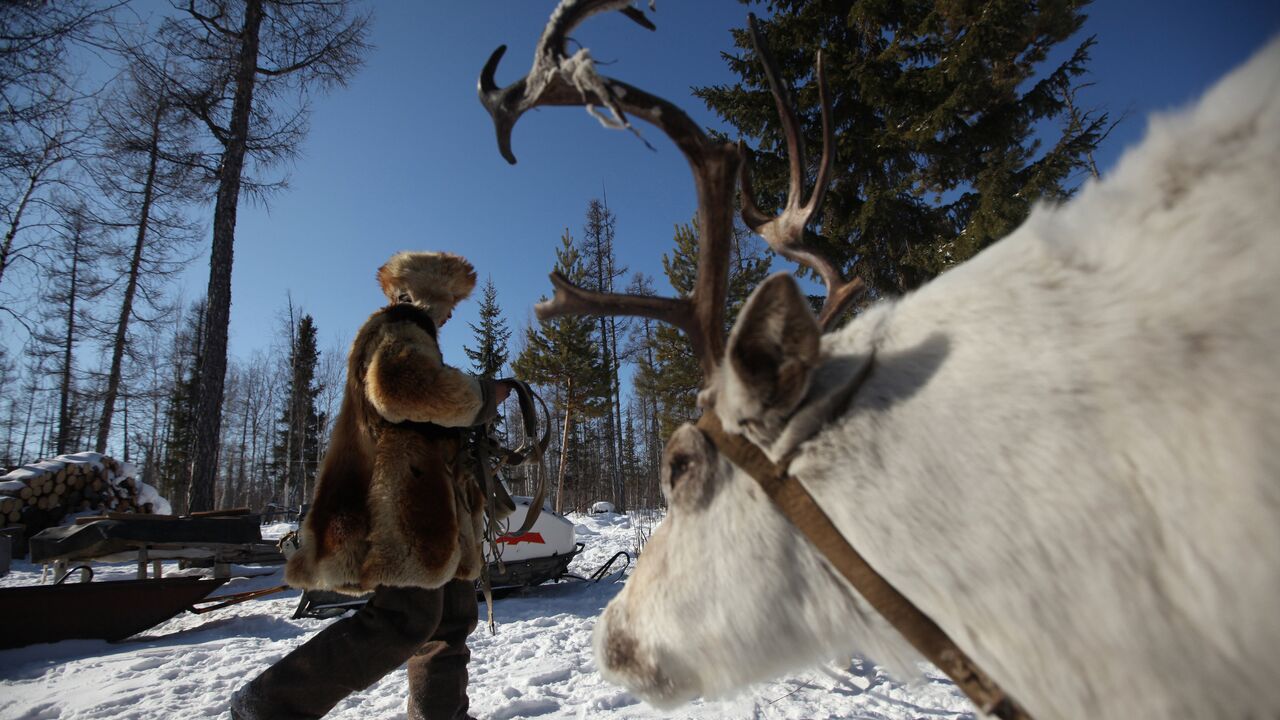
[696,0,1106,295]
[271,313,322,508]
[465,276,511,379]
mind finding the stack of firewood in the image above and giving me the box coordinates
[0,453,169,536]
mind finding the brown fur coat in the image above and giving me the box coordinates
[285,303,498,594]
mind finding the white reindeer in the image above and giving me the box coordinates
[480,3,1280,718]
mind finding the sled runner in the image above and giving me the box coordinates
[0,573,230,648]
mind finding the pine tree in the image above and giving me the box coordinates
[513,231,609,513]
[271,312,323,508]
[695,0,1106,295]
[465,276,510,379]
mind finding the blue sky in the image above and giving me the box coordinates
[168,0,1280,369]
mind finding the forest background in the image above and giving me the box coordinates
[2,0,1277,516]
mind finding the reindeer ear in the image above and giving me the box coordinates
[724,273,821,419]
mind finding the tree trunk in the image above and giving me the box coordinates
[0,145,55,290]
[188,0,264,512]
[96,100,165,454]
[18,377,36,465]
[235,402,250,508]
[121,392,129,462]
[610,316,625,512]
[56,227,81,456]
[554,381,574,516]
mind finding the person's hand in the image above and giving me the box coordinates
[494,380,512,405]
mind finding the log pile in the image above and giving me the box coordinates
[0,453,171,541]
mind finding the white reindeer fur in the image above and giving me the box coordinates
[594,38,1280,719]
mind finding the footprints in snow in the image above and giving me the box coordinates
[473,603,645,719]
[489,698,561,720]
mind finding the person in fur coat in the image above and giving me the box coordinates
[232,251,512,720]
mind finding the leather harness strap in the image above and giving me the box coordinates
[694,410,1032,720]
[472,377,550,536]
[473,378,551,634]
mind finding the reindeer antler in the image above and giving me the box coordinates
[479,1,851,375]
[479,0,740,376]
[478,0,656,165]
[739,14,865,330]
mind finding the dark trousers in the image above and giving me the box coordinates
[232,580,478,720]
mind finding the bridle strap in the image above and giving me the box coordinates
[695,410,1031,720]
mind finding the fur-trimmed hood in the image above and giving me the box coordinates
[377,251,477,327]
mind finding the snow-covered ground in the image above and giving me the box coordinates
[0,512,975,719]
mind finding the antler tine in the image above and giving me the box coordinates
[486,0,742,376]
[739,14,865,331]
[479,0,658,165]
[537,271,708,366]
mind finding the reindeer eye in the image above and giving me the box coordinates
[661,425,716,507]
[669,453,693,483]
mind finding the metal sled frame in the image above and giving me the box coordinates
[291,542,613,620]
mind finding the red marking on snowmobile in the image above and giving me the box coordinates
[497,532,546,546]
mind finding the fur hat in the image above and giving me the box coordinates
[376,251,477,326]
